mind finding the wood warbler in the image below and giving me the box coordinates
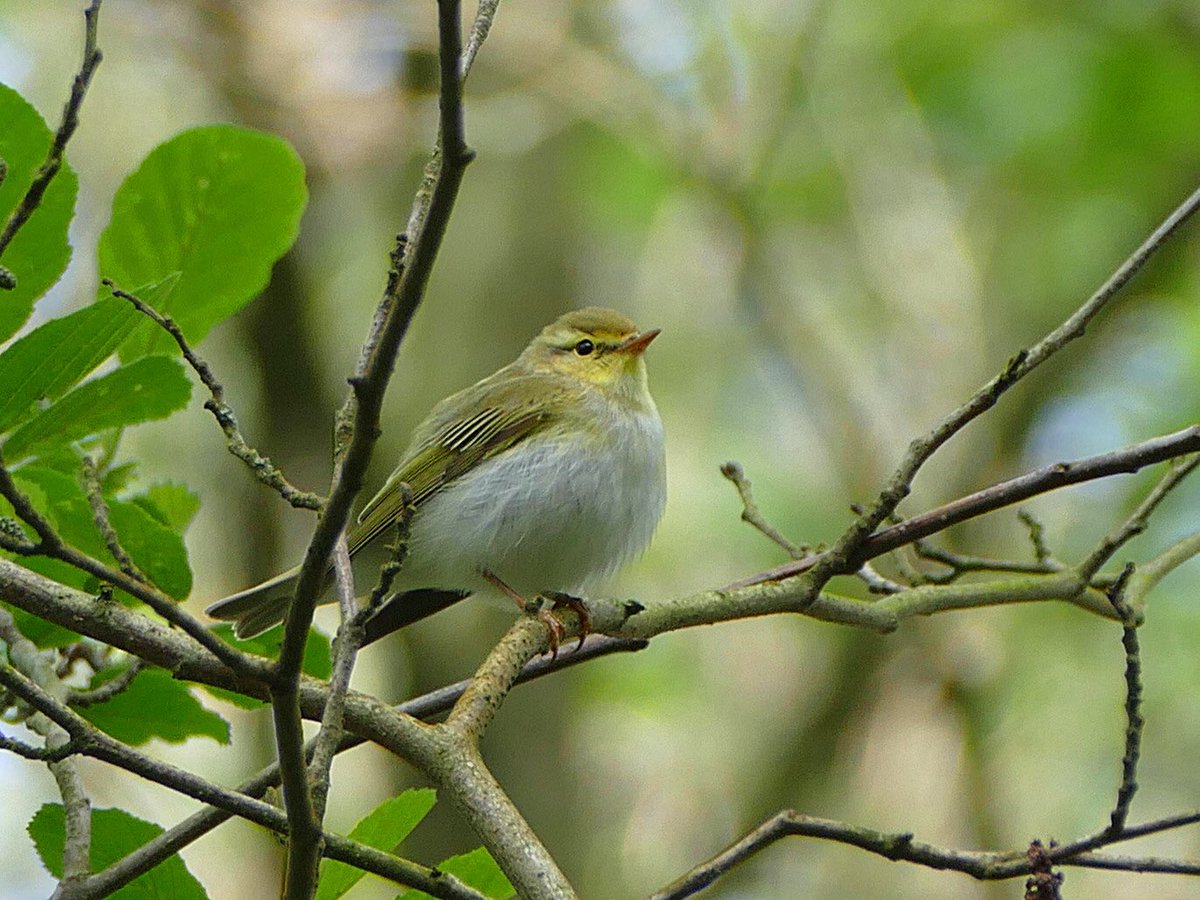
[206,307,666,642]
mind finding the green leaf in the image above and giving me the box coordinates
[201,624,331,709]
[397,848,514,900]
[2,603,79,648]
[79,666,228,745]
[316,790,438,900]
[106,498,192,599]
[4,356,192,461]
[0,276,179,434]
[99,125,307,360]
[132,483,200,532]
[12,465,192,599]
[0,84,78,342]
[29,804,206,898]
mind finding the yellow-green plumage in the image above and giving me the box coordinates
[207,307,666,639]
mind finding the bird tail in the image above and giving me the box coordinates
[205,566,302,639]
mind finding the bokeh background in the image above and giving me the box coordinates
[3,1,1200,897]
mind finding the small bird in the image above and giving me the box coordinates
[206,307,666,645]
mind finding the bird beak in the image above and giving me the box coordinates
[618,328,661,355]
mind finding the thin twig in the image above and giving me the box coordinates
[720,461,806,558]
[1103,564,1143,836]
[307,536,360,822]
[856,562,904,594]
[67,659,144,708]
[913,538,1063,584]
[460,0,500,76]
[651,806,1200,899]
[800,182,1200,594]
[104,280,323,511]
[1018,508,1054,564]
[1079,452,1200,579]
[0,461,265,679]
[0,0,104,267]
[80,456,144,582]
[0,659,483,900]
[731,425,1200,589]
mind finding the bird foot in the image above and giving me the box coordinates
[542,591,591,653]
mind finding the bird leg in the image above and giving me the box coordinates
[481,569,565,657]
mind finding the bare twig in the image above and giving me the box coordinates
[0,659,483,900]
[913,538,1063,584]
[1079,452,1200,580]
[307,537,360,821]
[720,461,806,558]
[797,182,1200,595]
[0,1,103,268]
[652,806,1200,899]
[1127,531,1200,613]
[461,0,501,76]
[856,562,904,594]
[104,280,323,511]
[1103,564,1143,836]
[1018,508,1054,564]
[67,659,144,708]
[81,456,143,582]
[0,461,265,680]
[731,426,1200,589]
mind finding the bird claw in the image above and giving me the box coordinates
[536,605,566,660]
[542,591,591,652]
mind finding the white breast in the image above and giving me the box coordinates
[393,402,666,601]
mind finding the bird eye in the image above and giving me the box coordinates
[574,339,595,356]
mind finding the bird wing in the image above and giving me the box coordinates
[347,371,574,556]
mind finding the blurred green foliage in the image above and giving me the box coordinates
[1,1,1199,898]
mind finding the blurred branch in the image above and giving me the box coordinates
[0,610,92,892]
[0,0,103,275]
[307,537,359,821]
[1079,452,1200,580]
[105,280,324,511]
[1127,531,1200,614]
